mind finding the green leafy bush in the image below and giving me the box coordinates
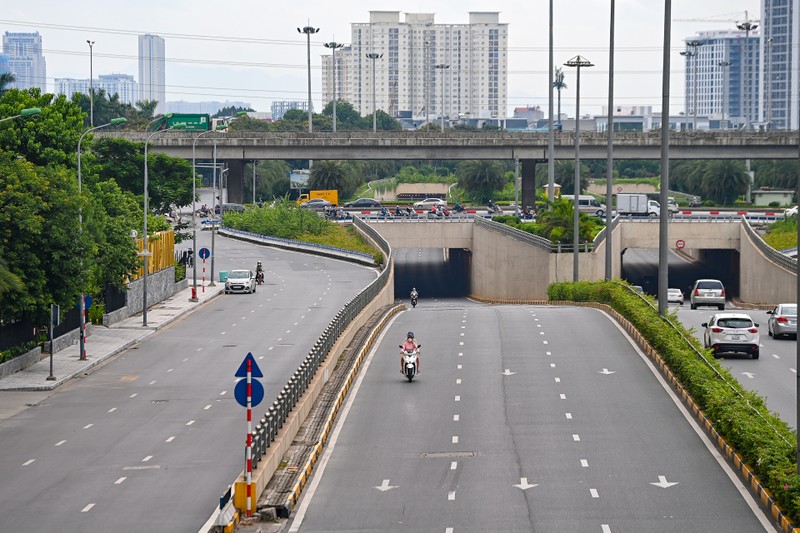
[88,302,106,325]
[174,261,186,282]
[0,341,39,364]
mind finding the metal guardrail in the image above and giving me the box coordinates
[474,216,552,252]
[357,213,480,222]
[220,226,374,261]
[742,217,798,272]
[248,218,392,470]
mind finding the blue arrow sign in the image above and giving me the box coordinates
[75,295,93,310]
[234,378,264,408]
[235,352,264,378]
[198,247,211,260]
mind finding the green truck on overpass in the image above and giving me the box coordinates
[149,113,210,132]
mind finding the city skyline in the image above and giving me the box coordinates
[2,0,766,117]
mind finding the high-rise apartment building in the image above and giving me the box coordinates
[271,100,308,120]
[138,34,166,114]
[760,0,798,129]
[55,74,138,105]
[322,11,508,122]
[2,32,46,91]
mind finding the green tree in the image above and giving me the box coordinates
[535,160,589,195]
[309,160,355,197]
[754,160,799,191]
[0,258,23,299]
[456,160,506,202]
[0,72,15,96]
[536,197,596,244]
[700,160,750,205]
[213,105,254,118]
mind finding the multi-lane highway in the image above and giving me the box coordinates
[0,231,375,532]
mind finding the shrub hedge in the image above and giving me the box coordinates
[548,280,800,520]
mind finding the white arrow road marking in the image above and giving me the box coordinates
[375,479,398,492]
[598,368,616,375]
[501,369,517,376]
[448,491,456,501]
[602,526,612,533]
[650,475,679,488]
[741,372,755,379]
[513,477,539,490]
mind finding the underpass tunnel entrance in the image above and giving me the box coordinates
[620,248,740,298]
[393,248,471,299]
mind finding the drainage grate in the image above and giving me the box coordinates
[421,451,478,458]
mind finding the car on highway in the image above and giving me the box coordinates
[667,288,684,304]
[299,198,333,210]
[631,285,644,294]
[224,269,256,294]
[784,205,798,218]
[690,279,726,310]
[767,303,797,339]
[702,312,760,359]
[413,198,448,208]
[344,198,381,208]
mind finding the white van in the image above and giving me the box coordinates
[562,195,607,217]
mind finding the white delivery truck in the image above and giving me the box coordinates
[616,193,659,217]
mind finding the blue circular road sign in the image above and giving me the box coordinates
[234,378,264,408]
[198,247,211,260]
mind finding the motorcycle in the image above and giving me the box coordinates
[487,202,502,215]
[399,344,421,382]
[256,271,264,285]
[452,204,465,214]
[411,295,418,308]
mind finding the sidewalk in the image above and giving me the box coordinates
[0,281,225,392]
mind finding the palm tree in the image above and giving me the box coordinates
[553,67,567,128]
[700,160,750,205]
[0,72,16,96]
[456,160,505,203]
[309,160,347,193]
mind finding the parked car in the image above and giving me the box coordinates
[667,288,684,304]
[344,198,381,208]
[631,285,644,294]
[702,312,760,359]
[299,198,333,210]
[690,279,726,310]
[413,198,448,208]
[225,270,256,294]
[767,303,797,339]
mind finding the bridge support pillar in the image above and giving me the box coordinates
[226,159,245,204]
[521,159,540,210]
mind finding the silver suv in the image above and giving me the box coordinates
[690,279,725,310]
[702,312,760,359]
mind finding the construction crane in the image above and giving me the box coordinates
[675,10,760,26]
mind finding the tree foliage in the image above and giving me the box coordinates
[456,160,506,202]
[671,160,750,205]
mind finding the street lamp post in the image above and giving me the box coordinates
[680,40,703,131]
[142,117,184,326]
[323,41,345,132]
[424,40,431,130]
[547,0,555,206]
[87,40,95,127]
[736,16,758,129]
[434,64,450,131]
[298,25,319,133]
[718,60,730,129]
[605,0,615,281]
[366,53,383,132]
[0,107,41,123]
[766,37,773,129]
[76,117,127,360]
[564,55,594,283]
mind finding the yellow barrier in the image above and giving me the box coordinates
[131,230,175,280]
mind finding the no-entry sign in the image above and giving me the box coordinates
[675,239,686,249]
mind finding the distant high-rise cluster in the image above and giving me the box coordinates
[138,34,166,114]
[321,11,508,121]
[2,31,47,92]
[55,74,138,105]
[271,100,309,120]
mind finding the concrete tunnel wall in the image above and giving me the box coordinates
[738,225,797,305]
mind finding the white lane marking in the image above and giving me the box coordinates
[269,347,274,351]
[220,391,227,396]
[554,377,561,383]
[459,342,464,346]
[458,352,463,357]
[772,354,780,359]
[220,331,226,335]
[457,364,462,370]
[115,477,127,485]
[452,436,459,444]
[196,347,202,352]
[22,459,35,466]
[602,526,612,533]
[460,333,464,337]
[142,455,153,462]
[83,424,93,429]
[81,504,95,513]
[204,404,212,410]
[55,440,66,447]
[130,393,138,398]
[572,434,580,442]
[461,325,465,329]
[537,324,542,328]
[581,459,589,467]
[566,413,573,419]
[183,358,189,362]
[590,488,599,498]
[294,322,298,326]
[301,315,305,319]
[451,461,457,470]
[186,420,195,426]
[792,368,797,373]
[540,331,545,335]
[454,396,460,402]
[286,330,291,333]
[546,351,552,356]
[149,380,156,385]
[560,394,566,399]
[166,436,176,443]
[543,340,548,345]
[448,491,456,501]
[456,379,462,385]
[259,356,264,360]
[550,363,556,368]
[453,414,460,421]
[167,368,174,373]
[231,323,237,327]
[108,407,117,413]
[277,338,283,342]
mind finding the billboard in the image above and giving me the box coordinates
[290,169,310,190]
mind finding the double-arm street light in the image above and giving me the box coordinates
[434,64,450,131]
[0,107,41,123]
[366,53,383,132]
[298,25,319,133]
[87,40,95,127]
[564,55,594,283]
[718,60,730,129]
[736,17,757,129]
[323,41,345,132]
[142,116,185,326]
[76,117,127,361]
[680,39,703,130]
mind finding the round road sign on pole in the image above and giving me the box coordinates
[616,186,623,192]
[675,239,686,249]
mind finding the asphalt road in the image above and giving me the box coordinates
[287,301,772,533]
[0,231,375,533]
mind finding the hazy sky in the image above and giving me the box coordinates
[2,0,760,115]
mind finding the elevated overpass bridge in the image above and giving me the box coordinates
[367,216,796,305]
[100,130,799,206]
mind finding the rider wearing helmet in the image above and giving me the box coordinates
[255,261,264,283]
[410,287,418,300]
[401,331,420,375]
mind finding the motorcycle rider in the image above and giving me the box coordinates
[255,261,264,284]
[400,331,420,375]
[410,287,418,302]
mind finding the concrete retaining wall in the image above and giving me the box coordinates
[365,220,472,249]
[103,270,186,327]
[0,346,42,379]
[739,225,797,305]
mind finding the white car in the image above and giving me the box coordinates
[225,270,256,294]
[413,198,448,208]
[667,288,684,304]
[702,312,760,359]
[784,206,798,218]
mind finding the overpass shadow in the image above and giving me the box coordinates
[394,248,471,299]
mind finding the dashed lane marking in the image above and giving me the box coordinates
[581,459,589,467]
[204,404,212,410]
[186,420,195,426]
[572,434,581,442]
[550,363,556,368]
[22,459,34,466]
[108,408,117,413]
[220,390,227,396]
[560,394,566,399]
[590,488,599,498]
[81,504,95,513]
[453,415,460,421]
[166,436,175,443]
[455,396,461,402]
[130,393,137,398]
[142,455,153,462]
[546,351,551,356]
[451,461,457,470]
[54,440,66,446]
[149,380,156,385]
[83,424,93,429]
[457,365,462,370]
[554,377,561,383]
[452,436,459,444]
[448,491,456,501]
[115,477,126,485]
[566,413,573,419]
[456,379,462,385]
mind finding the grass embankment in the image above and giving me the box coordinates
[223,203,381,263]
[549,280,800,521]
[763,218,798,250]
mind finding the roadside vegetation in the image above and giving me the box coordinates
[549,280,800,521]
[763,217,798,250]
[492,198,606,244]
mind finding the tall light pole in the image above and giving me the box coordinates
[86,40,95,127]
[298,25,319,133]
[564,55,593,283]
[766,37,773,129]
[76,117,127,359]
[605,0,615,281]
[658,0,672,316]
[323,41,345,132]
[142,116,184,326]
[424,40,431,130]
[736,16,757,129]
[434,64,450,131]
[0,107,41,123]
[680,40,703,130]
[366,52,382,132]
[718,60,730,129]
[547,0,555,205]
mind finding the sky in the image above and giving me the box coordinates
[1,0,761,117]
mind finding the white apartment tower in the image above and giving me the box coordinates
[2,32,47,92]
[322,11,508,122]
[138,34,166,114]
[760,0,798,129]
[55,74,138,105]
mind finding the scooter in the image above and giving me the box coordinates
[399,344,421,382]
[487,203,502,215]
[256,271,264,285]
[411,295,418,308]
